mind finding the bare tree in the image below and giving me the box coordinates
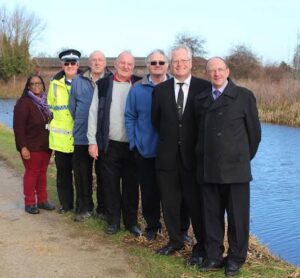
[226,44,261,80]
[174,32,207,57]
[0,4,45,81]
[293,32,300,70]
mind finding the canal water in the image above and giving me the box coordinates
[0,99,299,266]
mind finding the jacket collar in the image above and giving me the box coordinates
[197,78,238,112]
[141,73,172,86]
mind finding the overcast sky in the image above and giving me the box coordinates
[1,0,299,64]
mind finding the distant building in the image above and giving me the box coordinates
[32,57,148,81]
[32,57,207,81]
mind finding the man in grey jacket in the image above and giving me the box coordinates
[69,50,112,222]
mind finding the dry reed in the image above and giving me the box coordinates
[1,76,300,127]
[238,78,300,127]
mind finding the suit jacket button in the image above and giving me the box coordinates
[217,132,222,137]
[218,111,223,115]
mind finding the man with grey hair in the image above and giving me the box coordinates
[152,45,210,262]
[125,49,171,240]
[88,51,142,236]
[69,50,112,222]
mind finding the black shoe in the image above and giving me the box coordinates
[38,202,55,210]
[156,244,184,255]
[58,207,71,214]
[106,224,120,235]
[200,259,224,272]
[182,233,193,245]
[129,225,142,237]
[25,205,40,214]
[93,211,106,221]
[145,229,157,241]
[186,255,205,267]
[225,261,241,276]
[74,211,92,222]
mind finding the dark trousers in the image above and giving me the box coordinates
[134,150,161,232]
[200,182,250,263]
[73,145,94,213]
[54,151,74,210]
[157,155,202,250]
[95,158,105,214]
[100,140,139,228]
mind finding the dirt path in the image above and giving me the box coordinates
[0,160,142,278]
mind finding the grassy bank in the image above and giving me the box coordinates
[0,124,298,277]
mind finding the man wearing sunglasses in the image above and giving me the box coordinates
[124,49,171,241]
[152,45,210,264]
[47,48,81,214]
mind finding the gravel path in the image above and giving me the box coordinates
[0,160,141,278]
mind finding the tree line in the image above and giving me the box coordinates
[0,5,299,83]
[0,5,44,82]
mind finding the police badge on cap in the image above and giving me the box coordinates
[59,49,81,61]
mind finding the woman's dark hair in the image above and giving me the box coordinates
[22,74,46,96]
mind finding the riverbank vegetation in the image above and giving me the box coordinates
[1,67,300,127]
[0,124,299,277]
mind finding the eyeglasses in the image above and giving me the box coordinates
[30,82,42,86]
[150,61,166,66]
[64,61,77,66]
[172,59,191,65]
[207,68,227,74]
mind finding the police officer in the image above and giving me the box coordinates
[47,49,81,213]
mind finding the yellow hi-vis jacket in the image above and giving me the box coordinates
[47,76,74,153]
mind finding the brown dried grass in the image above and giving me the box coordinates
[0,77,27,99]
[239,78,300,127]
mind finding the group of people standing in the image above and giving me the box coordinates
[13,45,261,276]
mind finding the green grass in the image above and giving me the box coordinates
[0,124,298,278]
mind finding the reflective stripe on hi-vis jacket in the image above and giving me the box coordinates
[47,78,74,153]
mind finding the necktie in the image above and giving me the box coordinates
[177,83,184,121]
[213,90,221,100]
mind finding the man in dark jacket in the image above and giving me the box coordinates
[152,45,210,261]
[195,57,261,276]
[87,51,142,236]
[69,50,112,222]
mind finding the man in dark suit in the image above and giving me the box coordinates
[195,57,261,276]
[152,45,210,262]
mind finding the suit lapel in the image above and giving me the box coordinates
[184,77,195,114]
[165,78,178,117]
[182,76,200,119]
[195,87,213,111]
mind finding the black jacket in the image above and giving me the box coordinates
[194,79,261,184]
[152,76,210,171]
